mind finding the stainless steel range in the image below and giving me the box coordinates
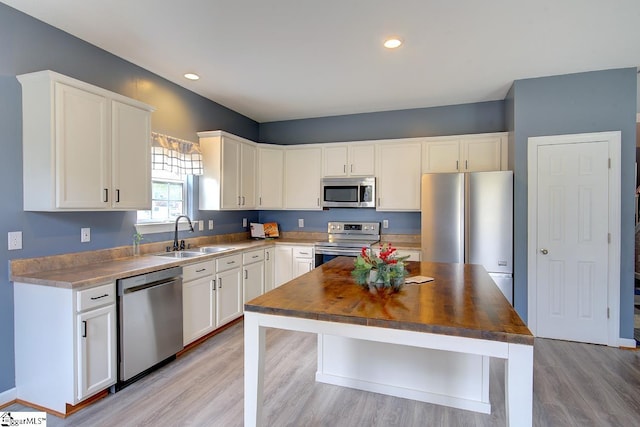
[314,221,380,266]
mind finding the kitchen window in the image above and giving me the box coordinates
[137,169,187,223]
[135,132,202,234]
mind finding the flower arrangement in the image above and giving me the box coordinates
[351,243,409,292]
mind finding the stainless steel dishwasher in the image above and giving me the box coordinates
[115,266,183,389]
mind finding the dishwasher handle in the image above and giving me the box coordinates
[122,277,181,294]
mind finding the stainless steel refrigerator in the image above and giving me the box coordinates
[421,171,513,303]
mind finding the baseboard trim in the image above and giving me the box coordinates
[0,387,17,408]
[619,337,637,349]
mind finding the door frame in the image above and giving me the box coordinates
[527,131,621,347]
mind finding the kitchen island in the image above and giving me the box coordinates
[244,257,533,427]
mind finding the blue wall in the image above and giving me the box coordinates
[510,68,637,339]
[0,3,258,393]
[259,101,505,145]
[259,210,421,235]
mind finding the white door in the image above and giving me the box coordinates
[535,141,609,344]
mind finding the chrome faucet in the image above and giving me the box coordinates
[173,215,194,251]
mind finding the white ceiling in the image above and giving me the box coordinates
[3,0,640,123]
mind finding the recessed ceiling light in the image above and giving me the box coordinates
[383,38,403,49]
[184,73,200,80]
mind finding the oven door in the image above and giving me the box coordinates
[314,246,361,266]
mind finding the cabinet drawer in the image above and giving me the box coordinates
[293,247,313,259]
[243,249,264,265]
[77,282,115,312]
[216,253,242,272]
[183,260,215,282]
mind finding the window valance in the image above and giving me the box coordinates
[151,132,203,176]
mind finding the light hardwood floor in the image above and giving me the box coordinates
[4,320,640,426]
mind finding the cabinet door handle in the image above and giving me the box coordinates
[456,160,459,171]
[465,160,468,170]
[104,188,109,202]
[259,196,262,205]
[244,270,248,279]
[242,196,245,205]
[212,279,216,290]
[343,164,346,173]
[116,189,120,203]
[219,278,222,289]
[90,294,109,300]
[238,196,241,206]
[82,320,87,338]
[196,268,206,273]
[266,252,270,261]
[377,197,381,206]
[350,164,353,173]
[317,197,320,206]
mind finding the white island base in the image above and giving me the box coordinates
[316,334,491,413]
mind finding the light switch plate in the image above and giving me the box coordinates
[198,220,204,231]
[298,218,304,228]
[8,231,22,250]
[242,218,247,227]
[81,227,90,243]
[208,220,214,230]
[383,219,389,229]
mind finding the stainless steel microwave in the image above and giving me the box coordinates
[321,177,376,208]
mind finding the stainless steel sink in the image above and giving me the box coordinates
[198,246,234,254]
[152,251,207,259]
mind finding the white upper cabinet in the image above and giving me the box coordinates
[198,131,256,210]
[323,143,375,177]
[18,70,154,211]
[284,146,322,210]
[376,141,422,211]
[422,133,507,173]
[257,146,284,209]
[111,100,152,209]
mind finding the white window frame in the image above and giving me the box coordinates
[136,171,190,234]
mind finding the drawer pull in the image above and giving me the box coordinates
[299,252,309,255]
[227,260,236,265]
[252,255,259,258]
[90,294,109,300]
[196,268,206,273]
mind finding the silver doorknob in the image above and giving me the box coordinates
[540,249,549,255]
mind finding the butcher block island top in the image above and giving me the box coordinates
[245,256,532,345]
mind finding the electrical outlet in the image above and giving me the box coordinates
[8,231,22,250]
[208,220,214,230]
[242,218,247,227]
[198,220,204,231]
[383,219,389,229]
[298,218,304,228]
[81,227,91,243]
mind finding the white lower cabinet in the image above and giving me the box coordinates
[264,247,275,292]
[293,246,314,277]
[275,245,315,287]
[77,303,116,400]
[216,254,243,326]
[396,249,422,261]
[182,261,216,346]
[243,249,265,303]
[14,281,116,414]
